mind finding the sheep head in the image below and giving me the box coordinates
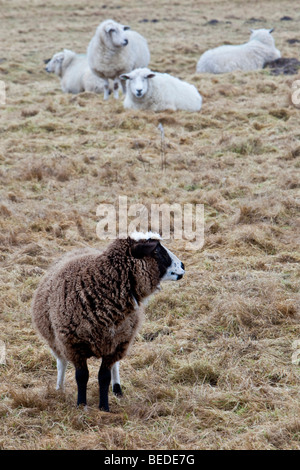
[129,232,185,282]
[120,68,156,98]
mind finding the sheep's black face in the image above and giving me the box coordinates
[154,243,185,281]
[130,237,185,281]
[153,243,172,278]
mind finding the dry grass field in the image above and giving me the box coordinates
[0,0,300,450]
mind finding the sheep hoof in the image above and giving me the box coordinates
[99,405,110,412]
[77,403,88,411]
[113,383,123,397]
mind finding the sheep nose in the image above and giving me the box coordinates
[136,89,142,96]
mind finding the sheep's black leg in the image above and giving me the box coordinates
[75,362,89,406]
[98,361,111,412]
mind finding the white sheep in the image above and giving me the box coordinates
[87,19,150,100]
[31,232,185,411]
[45,49,108,94]
[120,67,203,112]
[196,29,281,74]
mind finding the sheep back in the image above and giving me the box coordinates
[196,30,281,74]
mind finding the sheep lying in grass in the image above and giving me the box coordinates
[120,67,202,112]
[32,232,185,412]
[45,49,108,94]
[196,29,281,74]
[87,19,150,100]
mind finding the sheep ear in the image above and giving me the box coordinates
[120,74,130,81]
[105,26,115,33]
[269,28,274,33]
[123,25,131,31]
[130,240,159,259]
[146,73,156,79]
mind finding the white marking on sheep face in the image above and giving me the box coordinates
[130,230,162,242]
[160,245,185,281]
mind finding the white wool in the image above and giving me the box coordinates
[120,67,202,112]
[129,231,162,242]
[196,28,281,74]
[46,49,107,94]
[87,19,150,100]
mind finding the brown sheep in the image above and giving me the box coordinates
[32,232,185,411]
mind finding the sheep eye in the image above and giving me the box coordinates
[109,28,116,33]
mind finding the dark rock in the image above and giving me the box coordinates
[287,38,300,44]
[264,57,300,75]
[246,17,265,23]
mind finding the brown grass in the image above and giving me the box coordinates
[0,0,300,450]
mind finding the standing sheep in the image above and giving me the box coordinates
[32,232,185,412]
[196,29,281,74]
[87,19,150,100]
[120,67,203,112]
[45,49,108,94]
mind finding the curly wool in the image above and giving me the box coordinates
[32,238,161,368]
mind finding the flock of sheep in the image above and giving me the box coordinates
[33,19,281,412]
[45,19,281,112]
